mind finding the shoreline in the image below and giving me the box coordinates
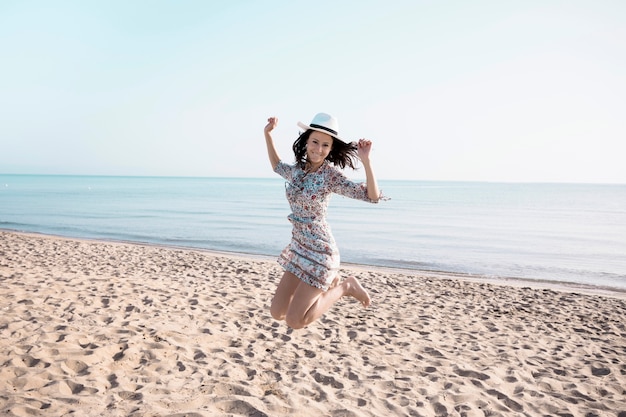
[4,229,626,300]
[1,230,625,416]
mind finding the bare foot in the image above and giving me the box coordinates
[344,276,371,308]
[328,275,341,289]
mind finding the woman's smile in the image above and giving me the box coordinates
[306,131,333,168]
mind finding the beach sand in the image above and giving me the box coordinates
[1,231,625,417]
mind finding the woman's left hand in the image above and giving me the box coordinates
[357,139,373,161]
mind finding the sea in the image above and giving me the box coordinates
[1,174,625,290]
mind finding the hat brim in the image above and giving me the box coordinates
[297,121,347,143]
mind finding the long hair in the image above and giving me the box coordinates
[292,130,359,170]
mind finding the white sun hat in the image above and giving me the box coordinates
[297,112,347,143]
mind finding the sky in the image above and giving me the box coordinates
[1,0,625,183]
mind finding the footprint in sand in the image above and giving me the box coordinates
[63,359,89,375]
[453,368,490,381]
[18,355,50,369]
[193,349,207,362]
[310,370,344,389]
[59,380,85,395]
[591,364,611,376]
[108,374,119,388]
[486,389,524,413]
[118,391,143,401]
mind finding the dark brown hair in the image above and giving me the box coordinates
[293,130,359,170]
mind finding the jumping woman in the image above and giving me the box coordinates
[264,112,384,329]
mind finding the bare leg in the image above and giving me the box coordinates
[270,271,301,321]
[285,276,371,329]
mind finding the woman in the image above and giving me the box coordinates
[264,112,384,329]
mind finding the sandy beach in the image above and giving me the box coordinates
[1,231,625,417]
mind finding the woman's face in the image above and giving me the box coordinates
[306,131,333,167]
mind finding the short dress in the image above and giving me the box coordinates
[274,160,381,291]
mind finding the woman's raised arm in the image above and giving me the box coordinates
[264,117,280,170]
[357,139,381,202]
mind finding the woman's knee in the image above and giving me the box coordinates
[285,313,307,329]
[270,302,286,321]
[272,306,307,329]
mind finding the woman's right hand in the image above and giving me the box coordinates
[265,117,278,134]
[264,117,281,169]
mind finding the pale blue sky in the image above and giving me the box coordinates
[1,0,625,182]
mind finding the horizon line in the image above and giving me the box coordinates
[1,172,624,186]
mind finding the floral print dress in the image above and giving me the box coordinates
[274,160,381,291]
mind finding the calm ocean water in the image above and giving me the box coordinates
[1,174,625,290]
